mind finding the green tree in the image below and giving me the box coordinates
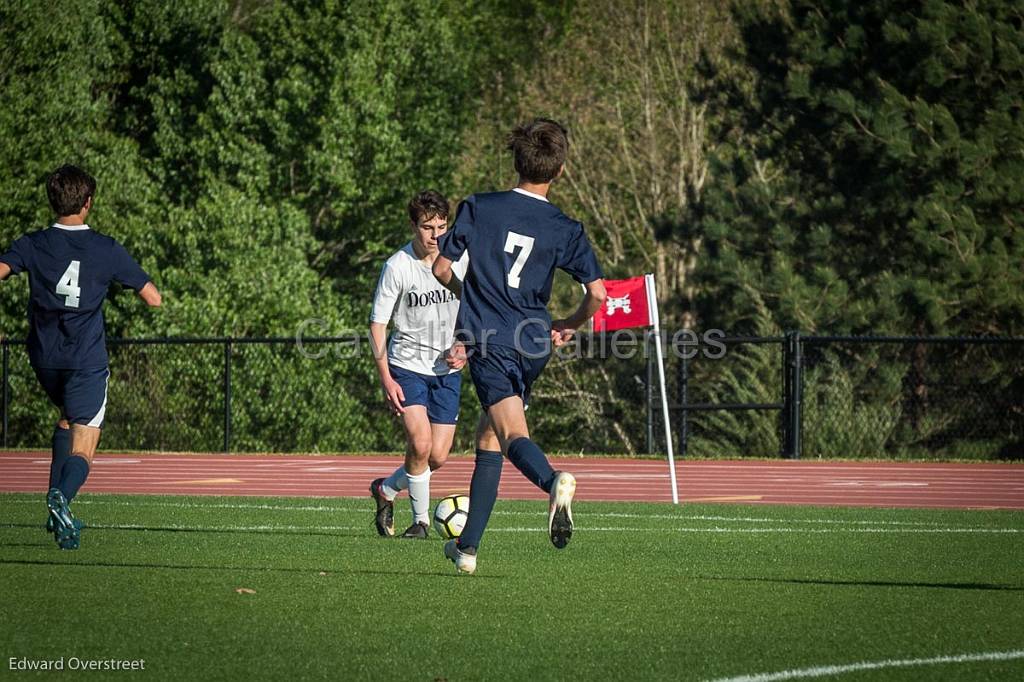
[456,0,744,330]
[1,0,574,452]
[686,0,1024,335]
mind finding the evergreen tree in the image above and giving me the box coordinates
[688,0,1024,335]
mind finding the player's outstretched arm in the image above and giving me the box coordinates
[431,256,462,298]
[138,282,162,307]
[552,279,607,346]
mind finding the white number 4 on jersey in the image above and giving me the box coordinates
[504,232,535,289]
[56,260,82,308]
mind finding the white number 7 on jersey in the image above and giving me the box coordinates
[56,260,82,308]
[504,232,535,289]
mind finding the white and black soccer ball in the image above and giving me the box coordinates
[433,493,469,539]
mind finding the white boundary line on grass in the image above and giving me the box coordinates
[706,649,1024,682]
[37,523,1019,535]
[3,498,1021,533]
[1,498,992,527]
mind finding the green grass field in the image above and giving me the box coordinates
[2,493,1023,680]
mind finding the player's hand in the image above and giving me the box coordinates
[382,378,406,416]
[445,342,468,369]
[550,320,576,348]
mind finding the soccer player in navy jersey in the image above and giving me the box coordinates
[0,165,162,550]
[432,119,607,574]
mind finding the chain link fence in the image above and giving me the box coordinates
[658,336,786,459]
[2,335,1021,459]
[798,337,1024,459]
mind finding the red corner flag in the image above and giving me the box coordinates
[591,275,653,332]
[589,273,678,504]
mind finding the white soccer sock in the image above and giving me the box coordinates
[406,469,432,525]
[382,466,408,500]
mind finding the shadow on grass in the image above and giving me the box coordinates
[0,524,505,579]
[1,522,365,541]
[0,542,53,549]
[695,575,1024,592]
[0,557,504,580]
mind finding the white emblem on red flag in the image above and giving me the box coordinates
[606,294,632,316]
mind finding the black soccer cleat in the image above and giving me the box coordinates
[45,515,83,534]
[400,521,430,540]
[547,471,576,549]
[369,478,395,537]
[46,488,80,550]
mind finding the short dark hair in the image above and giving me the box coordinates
[408,190,449,224]
[507,118,569,184]
[47,165,96,216]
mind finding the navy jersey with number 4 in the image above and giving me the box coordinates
[439,189,603,356]
[0,225,150,369]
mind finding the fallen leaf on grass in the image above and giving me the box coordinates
[235,588,256,595]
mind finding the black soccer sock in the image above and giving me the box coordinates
[457,450,503,550]
[58,456,90,503]
[507,437,556,493]
[49,426,72,490]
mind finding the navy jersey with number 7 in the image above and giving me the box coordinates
[439,188,603,357]
[0,224,150,369]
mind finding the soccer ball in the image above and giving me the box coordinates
[433,493,470,539]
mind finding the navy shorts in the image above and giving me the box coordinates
[33,366,110,428]
[468,344,550,410]
[388,363,462,424]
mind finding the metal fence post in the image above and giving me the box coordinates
[224,339,232,453]
[782,336,790,457]
[793,333,803,459]
[2,339,8,449]
[782,331,803,459]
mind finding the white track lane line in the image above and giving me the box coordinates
[5,523,1016,535]
[2,497,991,525]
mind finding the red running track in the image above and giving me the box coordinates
[2,452,1023,509]
[2,448,1024,507]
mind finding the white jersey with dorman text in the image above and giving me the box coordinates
[370,242,468,375]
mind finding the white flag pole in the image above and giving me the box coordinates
[646,274,679,504]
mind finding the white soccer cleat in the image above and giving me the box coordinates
[444,539,477,575]
[548,471,576,549]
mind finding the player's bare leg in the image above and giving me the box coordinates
[484,396,530,448]
[488,396,576,549]
[400,405,432,475]
[395,406,435,538]
[475,413,501,453]
[391,422,455,540]
[428,422,457,472]
[371,405,433,537]
[70,423,101,464]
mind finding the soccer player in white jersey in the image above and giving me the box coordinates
[368,191,468,538]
